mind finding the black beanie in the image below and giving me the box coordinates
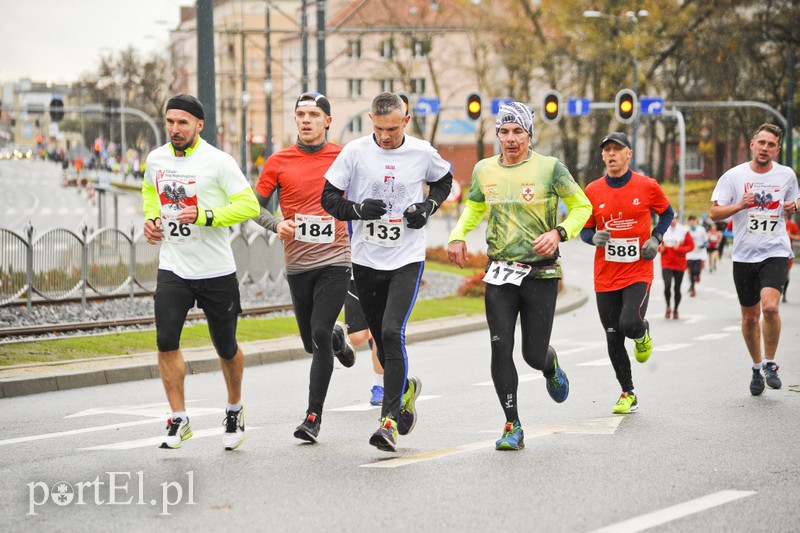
[166,94,205,120]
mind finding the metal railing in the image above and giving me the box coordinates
[0,221,287,313]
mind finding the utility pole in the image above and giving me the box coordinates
[196,0,217,146]
[240,30,249,176]
[787,49,795,168]
[301,0,308,92]
[316,0,326,95]
[265,5,273,158]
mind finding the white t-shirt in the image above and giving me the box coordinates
[711,161,800,263]
[144,140,251,279]
[686,225,708,260]
[325,134,451,270]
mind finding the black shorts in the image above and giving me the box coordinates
[732,258,788,307]
[344,278,369,334]
[154,269,242,358]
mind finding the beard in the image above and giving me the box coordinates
[171,134,196,152]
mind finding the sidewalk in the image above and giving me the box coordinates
[0,285,587,399]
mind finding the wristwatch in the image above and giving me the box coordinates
[555,226,568,242]
[205,209,214,227]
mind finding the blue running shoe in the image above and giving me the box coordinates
[370,385,384,406]
[545,356,569,403]
[495,421,524,451]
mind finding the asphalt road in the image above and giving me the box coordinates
[1,238,798,532]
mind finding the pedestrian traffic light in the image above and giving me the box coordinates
[398,93,410,115]
[49,97,65,122]
[541,90,562,124]
[615,89,637,124]
[466,93,482,121]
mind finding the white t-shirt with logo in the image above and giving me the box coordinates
[144,140,252,279]
[686,225,708,260]
[325,134,451,270]
[711,161,800,263]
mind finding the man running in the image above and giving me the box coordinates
[659,217,694,320]
[581,132,674,414]
[142,94,259,450]
[321,92,452,452]
[447,102,592,450]
[254,92,355,443]
[710,123,800,395]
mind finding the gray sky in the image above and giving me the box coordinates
[1,0,191,85]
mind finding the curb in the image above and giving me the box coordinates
[0,286,587,399]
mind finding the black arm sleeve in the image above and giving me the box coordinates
[321,180,359,221]
[253,190,281,232]
[426,172,453,214]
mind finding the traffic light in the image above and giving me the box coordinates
[615,89,637,124]
[49,97,65,122]
[541,90,562,124]
[466,93,482,121]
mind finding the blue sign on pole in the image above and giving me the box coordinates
[640,97,664,115]
[491,98,514,115]
[566,98,591,117]
[415,97,440,116]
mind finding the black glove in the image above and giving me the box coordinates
[403,200,434,229]
[352,198,386,220]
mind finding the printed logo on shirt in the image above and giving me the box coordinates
[602,212,638,232]
[521,183,535,203]
[370,172,407,216]
[632,198,640,205]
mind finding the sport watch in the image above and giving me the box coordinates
[204,210,214,227]
[555,226,568,242]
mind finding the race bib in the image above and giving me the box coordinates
[363,218,403,248]
[483,260,532,286]
[158,178,201,244]
[294,214,334,243]
[605,237,640,263]
[747,211,780,234]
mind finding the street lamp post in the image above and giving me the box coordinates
[265,4,273,159]
[584,9,648,168]
[240,30,249,176]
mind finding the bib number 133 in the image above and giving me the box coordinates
[363,219,403,247]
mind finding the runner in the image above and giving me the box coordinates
[581,132,674,414]
[254,92,355,443]
[343,276,384,405]
[142,94,259,451]
[710,123,800,395]
[321,92,452,452]
[783,216,799,302]
[447,101,592,450]
[659,217,694,320]
[686,215,708,297]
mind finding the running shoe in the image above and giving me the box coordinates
[369,417,398,452]
[495,421,525,451]
[612,392,638,414]
[634,320,653,363]
[222,405,245,450]
[332,321,356,368]
[160,416,192,449]
[673,310,680,320]
[293,412,321,443]
[370,385,384,406]
[665,307,671,319]
[763,362,782,390]
[750,367,765,396]
[545,354,569,403]
[397,376,422,435]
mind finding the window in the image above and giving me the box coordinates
[348,79,362,98]
[410,78,426,95]
[348,116,362,135]
[379,39,394,60]
[686,145,705,173]
[411,39,429,59]
[379,79,395,93]
[346,39,361,60]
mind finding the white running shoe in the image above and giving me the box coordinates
[222,405,246,450]
[160,417,193,449]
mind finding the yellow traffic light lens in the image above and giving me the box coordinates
[620,100,633,113]
[545,101,558,114]
[468,101,481,113]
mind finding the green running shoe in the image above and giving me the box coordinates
[397,376,421,435]
[612,392,638,414]
[634,320,653,363]
[495,421,525,451]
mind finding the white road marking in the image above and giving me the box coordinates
[475,374,541,387]
[577,359,611,367]
[328,395,439,412]
[65,400,214,419]
[653,343,693,352]
[79,426,263,450]
[590,490,756,533]
[723,325,741,332]
[557,342,607,355]
[361,418,623,469]
[693,333,730,341]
